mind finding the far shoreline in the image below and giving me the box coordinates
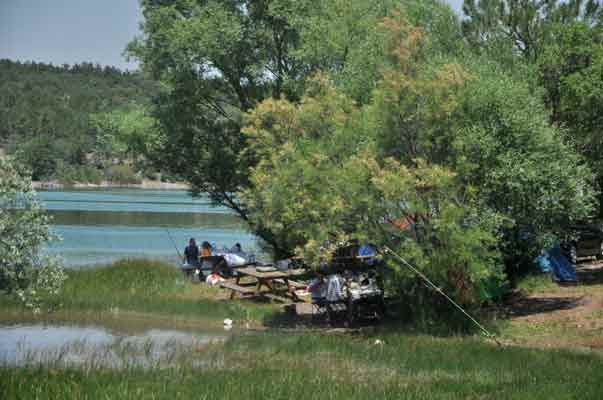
[32,179,190,191]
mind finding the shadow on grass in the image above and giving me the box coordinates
[261,298,486,340]
[576,262,603,285]
[501,294,585,318]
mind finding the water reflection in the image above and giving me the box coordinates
[0,323,229,368]
[48,210,244,229]
[47,225,258,268]
[40,189,225,214]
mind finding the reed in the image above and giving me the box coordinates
[2,330,603,399]
[0,259,277,324]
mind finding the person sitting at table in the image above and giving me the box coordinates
[308,272,327,303]
[183,238,200,267]
[231,242,242,254]
[200,241,212,257]
[326,271,345,303]
[308,272,329,319]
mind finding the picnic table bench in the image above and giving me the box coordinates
[219,280,257,295]
[220,266,306,302]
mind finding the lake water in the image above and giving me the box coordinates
[0,322,230,367]
[39,189,260,268]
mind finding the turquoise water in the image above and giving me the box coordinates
[39,189,259,268]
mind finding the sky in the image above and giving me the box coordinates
[0,0,465,71]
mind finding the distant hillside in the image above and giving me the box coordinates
[0,59,161,182]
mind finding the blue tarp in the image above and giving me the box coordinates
[535,245,577,282]
[358,244,377,265]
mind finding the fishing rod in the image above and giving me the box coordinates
[165,227,182,261]
[381,245,501,346]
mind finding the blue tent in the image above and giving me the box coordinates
[535,245,577,283]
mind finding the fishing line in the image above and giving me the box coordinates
[165,227,182,261]
[381,245,502,346]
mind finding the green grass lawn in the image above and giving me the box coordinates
[2,331,602,399]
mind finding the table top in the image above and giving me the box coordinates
[199,255,225,262]
[237,267,290,279]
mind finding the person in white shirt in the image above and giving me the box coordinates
[326,273,344,302]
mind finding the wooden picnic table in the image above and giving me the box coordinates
[181,255,229,281]
[222,266,306,302]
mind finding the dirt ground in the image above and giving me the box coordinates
[501,260,603,352]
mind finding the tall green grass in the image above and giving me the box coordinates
[0,259,276,323]
[2,331,602,399]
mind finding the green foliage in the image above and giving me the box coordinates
[241,11,594,310]
[461,0,603,63]
[130,0,468,255]
[0,157,66,311]
[130,0,597,313]
[537,22,603,214]
[12,136,58,180]
[55,162,104,185]
[454,60,595,275]
[242,64,502,307]
[0,59,160,183]
[461,3,603,219]
[90,104,159,166]
[104,164,141,185]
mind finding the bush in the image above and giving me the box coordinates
[143,169,161,181]
[0,157,66,311]
[12,137,57,180]
[80,165,104,184]
[104,164,141,184]
[55,162,104,185]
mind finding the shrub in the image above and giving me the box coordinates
[0,157,66,311]
[104,164,141,184]
[55,162,104,185]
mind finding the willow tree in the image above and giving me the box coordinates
[128,0,403,254]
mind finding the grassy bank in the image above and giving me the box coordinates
[2,331,603,399]
[2,261,603,398]
[0,259,278,326]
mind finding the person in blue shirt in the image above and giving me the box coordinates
[183,238,200,267]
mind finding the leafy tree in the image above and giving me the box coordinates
[128,0,408,253]
[242,75,502,307]
[453,61,595,278]
[241,13,507,307]
[537,22,603,215]
[243,10,594,290]
[90,104,159,167]
[13,137,58,180]
[461,4,603,217]
[0,157,66,311]
[462,0,603,62]
[363,11,593,279]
